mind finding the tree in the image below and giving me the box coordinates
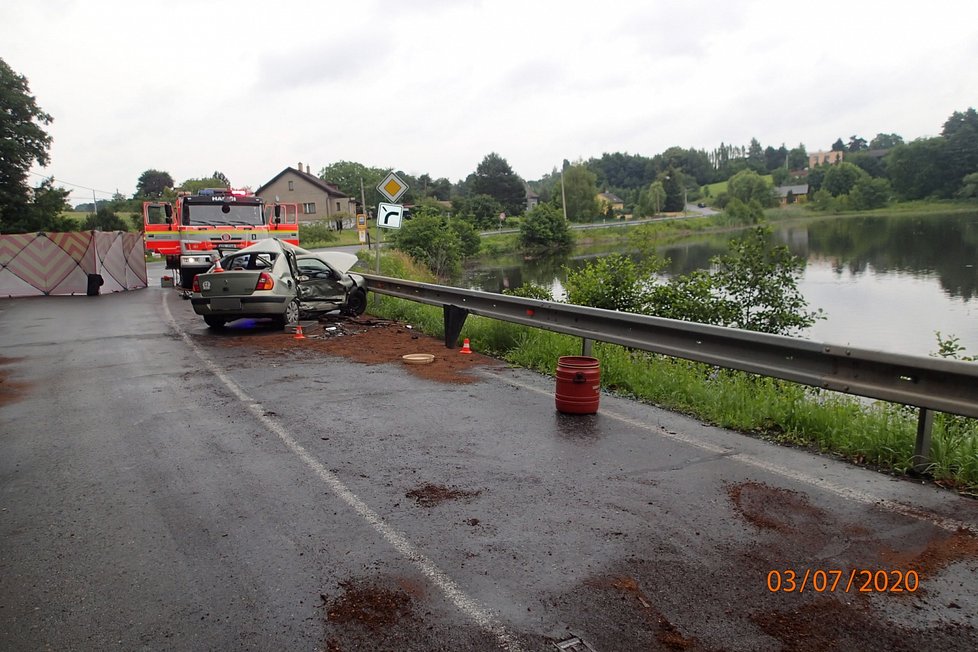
[453,194,503,229]
[941,107,978,194]
[845,152,886,178]
[135,169,174,198]
[83,207,129,231]
[212,171,229,186]
[869,133,904,150]
[179,175,231,194]
[822,162,869,197]
[319,160,386,209]
[723,198,765,225]
[941,108,978,138]
[518,203,572,251]
[957,172,978,198]
[787,144,808,170]
[560,164,599,221]
[0,58,56,231]
[6,178,75,233]
[661,168,686,212]
[847,135,868,152]
[448,217,481,257]
[807,166,826,194]
[471,153,526,217]
[726,169,776,207]
[636,180,666,217]
[746,138,765,172]
[764,144,788,173]
[848,177,891,210]
[886,139,947,199]
[831,138,847,152]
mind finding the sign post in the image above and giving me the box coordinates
[356,213,367,247]
[374,171,409,285]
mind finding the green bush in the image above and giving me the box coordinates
[518,203,572,251]
[564,254,651,312]
[389,213,463,277]
[298,221,338,247]
[502,282,553,301]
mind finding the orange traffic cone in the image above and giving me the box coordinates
[459,338,472,354]
[213,257,224,272]
[294,324,306,340]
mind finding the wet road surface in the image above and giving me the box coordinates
[2,283,977,651]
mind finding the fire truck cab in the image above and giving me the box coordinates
[143,188,298,289]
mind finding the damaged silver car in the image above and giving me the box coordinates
[190,238,367,329]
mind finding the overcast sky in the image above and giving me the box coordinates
[4,0,977,205]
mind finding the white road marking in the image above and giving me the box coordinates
[163,297,524,652]
[486,371,977,536]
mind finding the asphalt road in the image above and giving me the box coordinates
[2,282,977,651]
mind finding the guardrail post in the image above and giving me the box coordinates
[443,305,469,349]
[911,408,935,473]
[582,337,593,357]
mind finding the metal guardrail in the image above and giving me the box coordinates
[362,273,978,468]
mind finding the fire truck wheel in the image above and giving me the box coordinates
[203,316,227,329]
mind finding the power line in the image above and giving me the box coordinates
[28,171,117,197]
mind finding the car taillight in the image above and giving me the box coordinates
[191,275,200,292]
[255,272,274,291]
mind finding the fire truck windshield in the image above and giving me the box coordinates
[186,203,264,226]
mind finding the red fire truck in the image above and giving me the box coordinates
[143,188,298,289]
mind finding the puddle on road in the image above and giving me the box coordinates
[727,481,832,535]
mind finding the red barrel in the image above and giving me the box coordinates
[555,356,601,414]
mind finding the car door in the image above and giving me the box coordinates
[296,257,345,305]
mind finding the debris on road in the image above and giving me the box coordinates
[212,313,502,384]
[406,483,482,507]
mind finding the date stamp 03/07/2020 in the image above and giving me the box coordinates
[766,569,920,594]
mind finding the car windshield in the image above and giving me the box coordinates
[187,203,264,226]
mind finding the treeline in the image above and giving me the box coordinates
[4,41,974,237]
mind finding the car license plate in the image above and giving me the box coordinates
[211,298,241,311]
[218,245,238,253]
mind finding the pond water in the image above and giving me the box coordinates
[460,212,978,357]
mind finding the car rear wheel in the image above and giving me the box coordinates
[275,299,300,329]
[343,289,367,316]
[203,316,226,329]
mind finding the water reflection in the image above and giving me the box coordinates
[461,211,978,355]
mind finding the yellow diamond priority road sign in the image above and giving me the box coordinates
[377,171,408,203]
